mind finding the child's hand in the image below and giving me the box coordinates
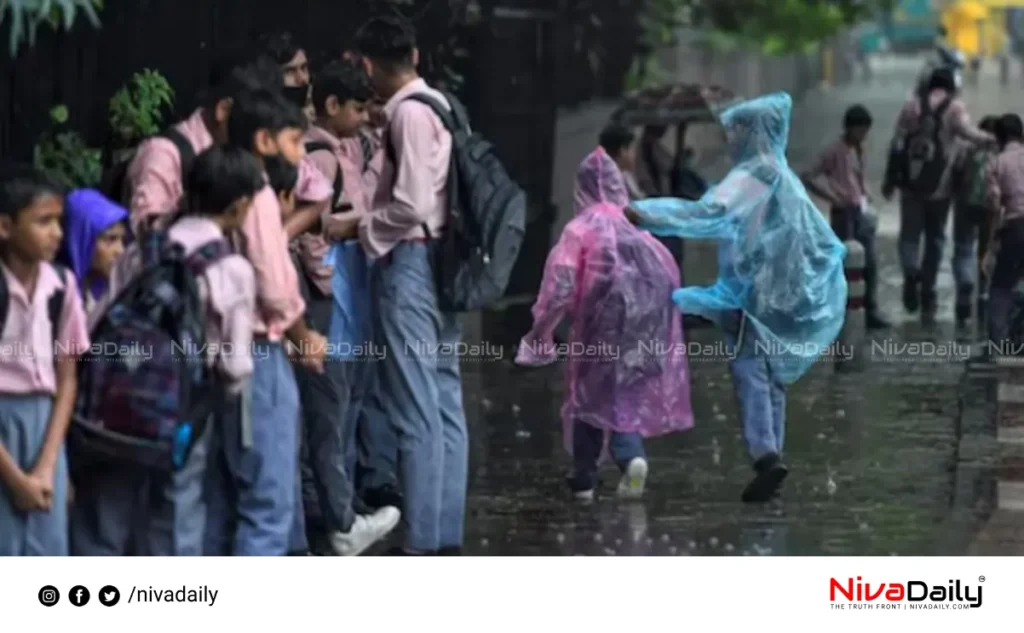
[11,471,51,512]
[324,213,360,240]
[299,331,328,374]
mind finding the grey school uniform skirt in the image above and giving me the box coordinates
[0,394,67,556]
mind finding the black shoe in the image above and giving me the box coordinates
[955,303,972,327]
[438,546,463,556]
[741,453,789,504]
[903,275,920,313]
[362,484,404,511]
[866,312,891,330]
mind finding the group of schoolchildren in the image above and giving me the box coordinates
[0,16,472,556]
[19,16,997,559]
[801,63,1024,349]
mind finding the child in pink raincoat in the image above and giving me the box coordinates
[515,145,694,501]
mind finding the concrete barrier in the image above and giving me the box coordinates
[836,240,866,373]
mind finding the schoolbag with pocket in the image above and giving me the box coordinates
[100,127,197,207]
[904,94,953,198]
[69,230,231,472]
[386,91,527,312]
[0,263,68,353]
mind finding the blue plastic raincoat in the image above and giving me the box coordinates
[631,92,848,384]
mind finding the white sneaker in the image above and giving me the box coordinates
[616,458,648,500]
[573,489,595,503]
[329,506,401,556]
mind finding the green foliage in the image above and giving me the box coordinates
[1,0,102,56]
[108,69,175,147]
[33,104,102,189]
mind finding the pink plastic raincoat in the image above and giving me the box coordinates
[516,147,694,448]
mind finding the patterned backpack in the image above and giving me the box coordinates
[69,229,231,472]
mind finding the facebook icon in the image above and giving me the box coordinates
[69,585,90,607]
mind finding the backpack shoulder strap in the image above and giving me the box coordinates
[158,127,196,178]
[933,95,954,120]
[304,142,345,209]
[47,263,68,346]
[400,93,463,134]
[0,266,8,339]
[185,238,233,275]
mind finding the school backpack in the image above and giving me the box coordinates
[69,229,231,472]
[387,92,527,312]
[903,93,953,198]
[0,263,68,347]
[100,128,197,207]
[961,149,990,208]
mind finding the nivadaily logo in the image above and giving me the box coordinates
[830,576,984,609]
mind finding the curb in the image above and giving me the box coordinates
[966,357,1024,554]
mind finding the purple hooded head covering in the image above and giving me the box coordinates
[58,189,130,300]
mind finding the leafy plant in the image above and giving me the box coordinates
[33,104,103,188]
[1,0,103,56]
[108,69,175,147]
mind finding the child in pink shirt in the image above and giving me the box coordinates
[69,146,261,556]
[0,164,90,556]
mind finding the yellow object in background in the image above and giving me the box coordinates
[941,0,1015,58]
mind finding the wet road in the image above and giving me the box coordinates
[454,56,1015,556]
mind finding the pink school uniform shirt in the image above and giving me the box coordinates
[985,140,1024,226]
[127,109,214,235]
[300,126,370,296]
[243,184,306,341]
[805,138,866,209]
[90,217,257,393]
[894,90,992,200]
[0,262,90,395]
[358,129,385,201]
[359,78,452,259]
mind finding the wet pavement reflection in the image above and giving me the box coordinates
[453,57,1013,556]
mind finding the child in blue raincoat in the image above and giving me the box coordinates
[628,92,848,503]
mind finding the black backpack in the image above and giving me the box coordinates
[101,128,196,207]
[387,92,527,312]
[0,263,68,348]
[904,94,953,198]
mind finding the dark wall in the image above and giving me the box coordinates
[0,0,466,160]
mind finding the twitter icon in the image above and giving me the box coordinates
[99,586,120,607]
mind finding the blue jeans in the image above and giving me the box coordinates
[205,342,299,556]
[899,194,951,294]
[0,395,66,556]
[952,202,991,304]
[568,422,645,492]
[373,241,468,552]
[342,359,399,496]
[722,312,786,462]
[70,422,210,555]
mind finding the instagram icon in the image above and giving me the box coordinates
[38,585,60,607]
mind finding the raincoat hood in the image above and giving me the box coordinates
[58,189,129,301]
[513,145,695,442]
[721,92,791,163]
[574,147,630,213]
